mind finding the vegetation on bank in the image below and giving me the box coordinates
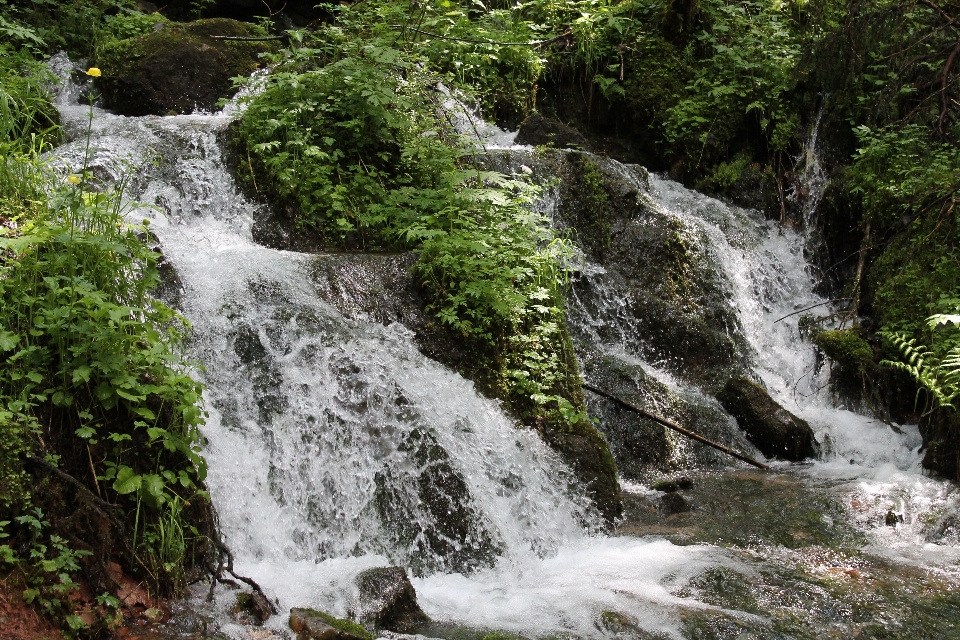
[1,7,214,636]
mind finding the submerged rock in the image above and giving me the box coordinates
[97,18,276,116]
[350,566,429,632]
[235,590,272,623]
[289,608,374,640]
[716,377,819,461]
[374,427,503,575]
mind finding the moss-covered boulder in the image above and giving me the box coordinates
[96,18,276,116]
[289,608,374,640]
[813,329,873,373]
[716,377,819,461]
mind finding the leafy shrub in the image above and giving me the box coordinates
[236,8,590,432]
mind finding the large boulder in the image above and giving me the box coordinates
[515,113,591,150]
[96,18,276,116]
[350,567,429,633]
[716,377,819,461]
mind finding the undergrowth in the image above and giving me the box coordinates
[0,56,210,633]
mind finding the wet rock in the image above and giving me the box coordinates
[350,566,429,632]
[97,19,276,116]
[514,113,591,150]
[716,377,819,461]
[660,492,692,514]
[236,590,272,623]
[289,608,374,640]
[374,427,502,575]
[580,349,759,480]
[486,148,752,389]
[885,510,903,527]
[652,477,693,493]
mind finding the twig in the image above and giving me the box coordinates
[582,383,770,470]
[390,25,571,48]
[772,298,851,324]
[206,529,277,614]
[209,34,290,41]
[26,456,122,515]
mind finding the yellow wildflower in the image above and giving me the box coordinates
[85,67,101,77]
[67,175,81,184]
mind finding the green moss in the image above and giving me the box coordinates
[297,608,376,640]
[813,329,873,373]
[562,153,612,260]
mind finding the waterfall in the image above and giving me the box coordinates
[44,56,959,638]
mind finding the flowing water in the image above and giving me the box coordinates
[46,57,960,638]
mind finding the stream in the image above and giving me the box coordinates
[46,55,960,639]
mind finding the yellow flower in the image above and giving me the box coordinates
[85,67,101,78]
[67,175,81,184]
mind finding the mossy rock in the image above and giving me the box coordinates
[96,18,277,116]
[716,377,819,461]
[289,608,375,640]
[813,329,873,373]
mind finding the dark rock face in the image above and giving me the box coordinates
[716,377,819,461]
[374,427,502,575]
[350,567,429,632]
[487,149,751,390]
[515,113,591,150]
[579,348,758,481]
[97,19,275,116]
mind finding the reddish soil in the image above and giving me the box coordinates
[0,579,63,640]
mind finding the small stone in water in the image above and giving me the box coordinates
[660,492,692,514]
[885,510,903,527]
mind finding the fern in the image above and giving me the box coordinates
[880,331,960,411]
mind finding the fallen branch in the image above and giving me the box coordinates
[772,298,851,324]
[25,456,160,589]
[582,384,770,470]
[26,456,123,516]
[209,34,289,41]
[391,25,572,48]
[206,516,277,614]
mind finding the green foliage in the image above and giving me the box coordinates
[0,51,60,151]
[237,3,590,432]
[0,0,137,58]
[881,329,960,413]
[849,124,960,233]
[417,6,544,125]
[0,154,206,513]
[0,511,91,635]
[0,78,208,606]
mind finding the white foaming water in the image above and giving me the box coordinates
[643,175,959,559]
[45,58,741,638]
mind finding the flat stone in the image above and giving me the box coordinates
[289,608,373,640]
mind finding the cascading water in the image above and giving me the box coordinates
[45,56,959,638]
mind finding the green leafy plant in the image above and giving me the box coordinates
[881,325,960,413]
[0,511,91,635]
